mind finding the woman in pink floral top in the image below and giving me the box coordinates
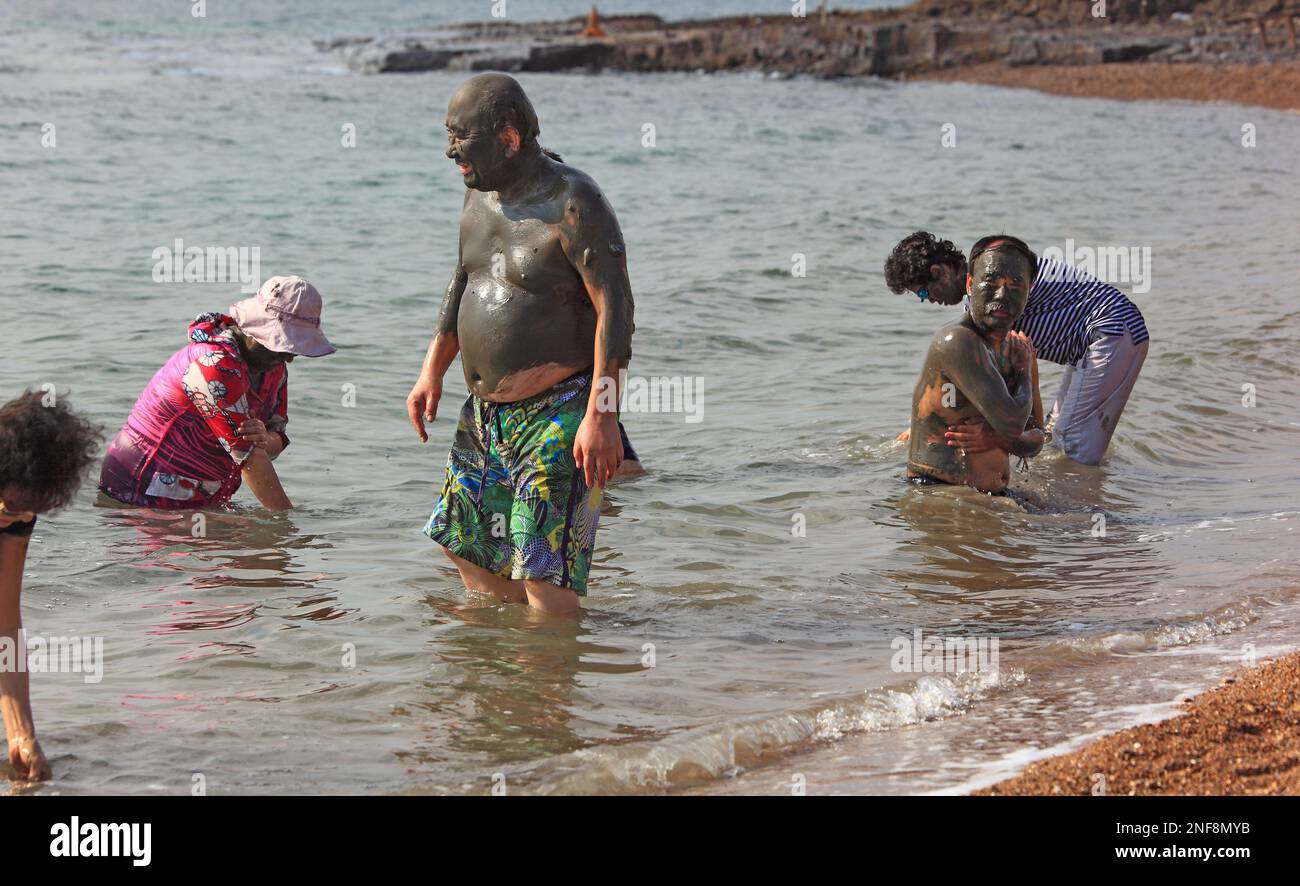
[99,276,336,510]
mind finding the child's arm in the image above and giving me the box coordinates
[1,532,51,780]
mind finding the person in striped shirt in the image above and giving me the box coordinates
[886,231,1149,466]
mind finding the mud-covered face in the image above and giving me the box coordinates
[919,261,968,306]
[968,248,1032,333]
[445,89,513,192]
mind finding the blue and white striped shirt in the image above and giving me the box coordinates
[1014,256,1149,366]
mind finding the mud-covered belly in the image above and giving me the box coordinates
[963,448,1011,493]
[910,435,1011,493]
[456,280,595,400]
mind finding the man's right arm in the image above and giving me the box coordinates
[937,328,1033,439]
[407,263,466,443]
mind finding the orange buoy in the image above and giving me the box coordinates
[581,6,607,39]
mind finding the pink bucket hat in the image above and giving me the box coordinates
[230,276,336,357]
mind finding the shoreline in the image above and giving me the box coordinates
[912,60,1300,112]
[317,1,1300,111]
[976,651,1300,796]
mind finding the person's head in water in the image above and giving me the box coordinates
[445,73,560,193]
[0,391,101,528]
[966,235,1037,335]
[884,231,968,306]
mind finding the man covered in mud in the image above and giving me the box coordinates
[406,73,634,615]
[908,236,1044,495]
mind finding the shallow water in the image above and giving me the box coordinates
[2,0,1299,795]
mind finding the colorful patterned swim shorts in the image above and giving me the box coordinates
[423,373,602,594]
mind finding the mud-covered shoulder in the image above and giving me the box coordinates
[929,319,979,351]
[554,162,627,265]
[926,319,985,369]
[556,164,622,229]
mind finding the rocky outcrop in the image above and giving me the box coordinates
[315,2,1299,78]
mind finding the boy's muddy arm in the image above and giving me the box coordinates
[1008,349,1045,458]
[241,447,294,510]
[0,534,49,780]
[993,332,1044,458]
[937,328,1033,439]
[945,342,1044,457]
[563,184,635,488]
[407,261,467,442]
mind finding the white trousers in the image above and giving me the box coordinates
[1049,329,1149,466]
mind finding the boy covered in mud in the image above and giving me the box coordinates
[887,230,1147,466]
[907,236,1044,494]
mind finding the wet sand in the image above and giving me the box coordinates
[914,61,1300,113]
[977,651,1300,796]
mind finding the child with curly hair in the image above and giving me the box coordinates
[0,391,101,781]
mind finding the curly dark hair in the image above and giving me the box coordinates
[0,391,102,513]
[883,231,967,294]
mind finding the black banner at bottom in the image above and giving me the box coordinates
[2,794,1284,871]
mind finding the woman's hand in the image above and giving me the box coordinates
[8,735,51,782]
[238,419,284,459]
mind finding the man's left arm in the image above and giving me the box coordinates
[1007,346,1045,458]
[945,332,1044,457]
[561,182,635,488]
